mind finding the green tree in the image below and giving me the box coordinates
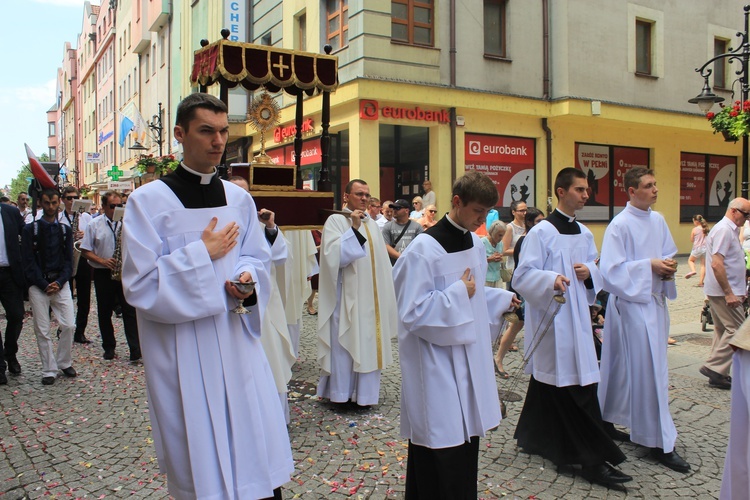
[9,153,50,201]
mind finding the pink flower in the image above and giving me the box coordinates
[707,112,715,119]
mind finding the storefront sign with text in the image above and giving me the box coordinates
[464,133,535,207]
[274,118,315,143]
[360,100,450,124]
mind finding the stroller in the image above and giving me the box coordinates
[701,299,713,332]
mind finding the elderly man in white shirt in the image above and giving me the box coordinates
[700,198,750,390]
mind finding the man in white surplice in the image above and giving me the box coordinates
[317,179,398,406]
[513,168,630,489]
[393,171,517,499]
[121,93,292,500]
[598,167,691,473]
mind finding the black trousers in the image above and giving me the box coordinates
[92,269,140,355]
[405,437,480,500]
[514,376,625,467]
[73,258,92,337]
[0,267,24,370]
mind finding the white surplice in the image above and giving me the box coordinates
[317,213,397,405]
[512,220,603,387]
[261,230,297,424]
[721,349,750,500]
[275,230,318,356]
[598,203,678,452]
[121,180,293,500]
[393,233,514,448]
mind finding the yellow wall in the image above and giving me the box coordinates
[242,78,743,254]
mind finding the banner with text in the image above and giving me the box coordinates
[464,133,535,209]
[680,152,737,222]
[575,143,649,221]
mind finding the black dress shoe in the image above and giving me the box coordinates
[103,349,115,360]
[42,376,55,385]
[61,366,77,378]
[129,350,142,362]
[580,463,633,487]
[604,422,631,442]
[6,358,21,375]
[74,336,92,344]
[0,372,7,385]
[651,448,691,473]
[700,366,731,389]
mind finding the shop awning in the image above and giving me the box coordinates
[190,39,338,95]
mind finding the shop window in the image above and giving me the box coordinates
[680,152,737,222]
[714,38,729,89]
[326,0,348,51]
[392,0,433,47]
[574,142,650,222]
[483,0,507,58]
[635,19,652,75]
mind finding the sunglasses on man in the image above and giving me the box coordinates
[109,203,124,209]
[64,196,80,200]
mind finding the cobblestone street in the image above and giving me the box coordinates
[0,256,732,499]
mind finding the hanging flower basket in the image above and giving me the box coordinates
[721,130,739,143]
[707,100,750,140]
[136,154,179,175]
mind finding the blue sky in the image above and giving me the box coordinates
[0,0,90,189]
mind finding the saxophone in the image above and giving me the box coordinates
[111,223,123,281]
[71,210,82,275]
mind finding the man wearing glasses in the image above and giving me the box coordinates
[16,192,31,221]
[700,197,750,390]
[80,191,140,362]
[59,186,93,344]
[317,179,398,406]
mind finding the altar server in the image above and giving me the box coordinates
[598,167,690,473]
[513,167,630,488]
[393,171,517,498]
[121,93,292,500]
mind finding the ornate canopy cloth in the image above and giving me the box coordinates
[191,40,339,95]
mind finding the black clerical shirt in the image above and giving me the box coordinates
[425,216,473,253]
[546,208,594,288]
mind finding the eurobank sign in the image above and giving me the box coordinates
[359,100,450,124]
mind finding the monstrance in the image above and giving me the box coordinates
[247,92,281,164]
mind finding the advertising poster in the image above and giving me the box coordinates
[575,143,610,221]
[708,155,737,209]
[464,133,535,209]
[679,153,706,221]
[612,146,649,212]
[575,143,649,221]
[679,153,736,222]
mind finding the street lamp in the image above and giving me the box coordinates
[128,102,164,157]
[689,5,750,198]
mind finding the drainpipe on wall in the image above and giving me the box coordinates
[542,0,552,214]
[449,0,457,186]
[542,118,552,215]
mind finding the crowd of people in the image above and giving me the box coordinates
[2,93,749,499]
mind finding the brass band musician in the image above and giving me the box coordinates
[59,185,93,344]
[80,191,140,362]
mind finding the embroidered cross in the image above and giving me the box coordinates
[272,55,290,78]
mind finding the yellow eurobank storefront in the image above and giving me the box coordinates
[239,79,742,254]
